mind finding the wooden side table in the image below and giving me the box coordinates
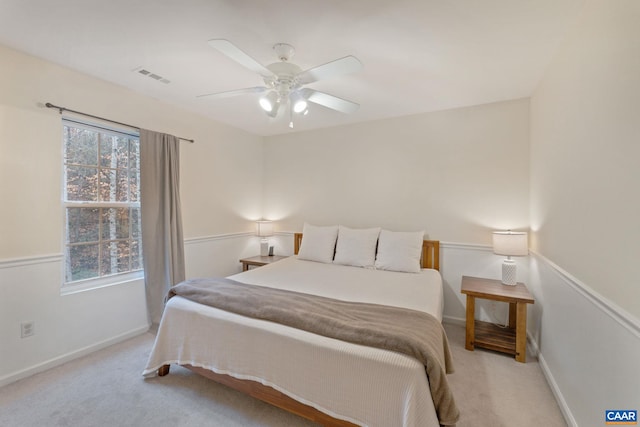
[239,255,288,271]
[461,276,534,362]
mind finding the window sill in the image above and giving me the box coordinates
[61,270,144,296]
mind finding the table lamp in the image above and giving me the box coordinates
[492,231,528,285]
[256,220,274,256]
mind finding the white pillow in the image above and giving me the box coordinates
[375,229,424,273]
[333,225,381,268]
[297,223,339,264]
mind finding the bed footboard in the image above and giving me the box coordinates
[158,363,357,426]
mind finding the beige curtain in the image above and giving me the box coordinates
[140,129,185,325]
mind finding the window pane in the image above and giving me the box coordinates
[66,244,99,282]
[66,208,99,243]
[117,240,133,273]
[100,241,130,276]
[100,134,129,169]
[66,166,98,201]
[116,169,130,202]
[99,168,129,202]
[129,139,140,202]
[129,169,140,202]
[101,208,129,240]
[131,239,143,270]
[64,126,98,166]
[129,139,140,169]
[131,207,142,239]
[63,120,143,285]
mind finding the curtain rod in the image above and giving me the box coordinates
[45,102,195,143]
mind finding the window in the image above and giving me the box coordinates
[62,119,143,285]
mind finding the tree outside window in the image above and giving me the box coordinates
[63,120,143,284]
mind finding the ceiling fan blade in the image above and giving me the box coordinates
[297,55,363,85]
[207,39,274,77]
[197,86,267,99]
[301,89,360,114]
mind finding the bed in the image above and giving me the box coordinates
[143,228,458,426]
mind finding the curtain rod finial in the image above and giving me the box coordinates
[44,102,63,114]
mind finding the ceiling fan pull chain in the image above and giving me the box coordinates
[289,104,294,129]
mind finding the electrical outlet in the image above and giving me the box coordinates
[20,321,35,338]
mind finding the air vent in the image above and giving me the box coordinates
[134,68,170,84]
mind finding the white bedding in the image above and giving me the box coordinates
[143,257,445,427]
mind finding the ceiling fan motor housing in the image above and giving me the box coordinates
[264,61,303,99]
[273,43,295,62]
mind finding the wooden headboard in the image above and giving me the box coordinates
[293,232,440,271]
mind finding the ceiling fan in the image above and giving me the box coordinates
[198,39,363,127]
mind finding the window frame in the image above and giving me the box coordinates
[61,118,144,291]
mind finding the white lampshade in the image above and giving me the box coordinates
[492,231,528,286]
[256,220,274,237]
[492,231,528,256]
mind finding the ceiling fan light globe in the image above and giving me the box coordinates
[260,91,279,112]
[259,97,273,112]
[265,102,280,118]
[293,99,307,113]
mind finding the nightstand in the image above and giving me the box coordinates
[461,276,534,362]
[239,255,288,271]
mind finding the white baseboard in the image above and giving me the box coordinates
[442,315,466,327]
[537,352,578,427]
[525,290,577,427]
[0,324,150,388]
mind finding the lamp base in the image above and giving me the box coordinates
[501,259,517,286]
[260,239,269,256]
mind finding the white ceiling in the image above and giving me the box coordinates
[0,0,584,136]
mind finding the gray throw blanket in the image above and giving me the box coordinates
[168,277,460,425]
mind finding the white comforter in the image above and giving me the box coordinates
[143,257,445,427]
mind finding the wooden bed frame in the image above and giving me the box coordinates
[158,233,441,426]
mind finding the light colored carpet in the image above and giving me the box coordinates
[443,324,566,427]
[0,324,566,426]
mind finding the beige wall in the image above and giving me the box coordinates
[0,44,263,260]
[0,44,263,384]
[263,98,530,245]
[530,0,640,318]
